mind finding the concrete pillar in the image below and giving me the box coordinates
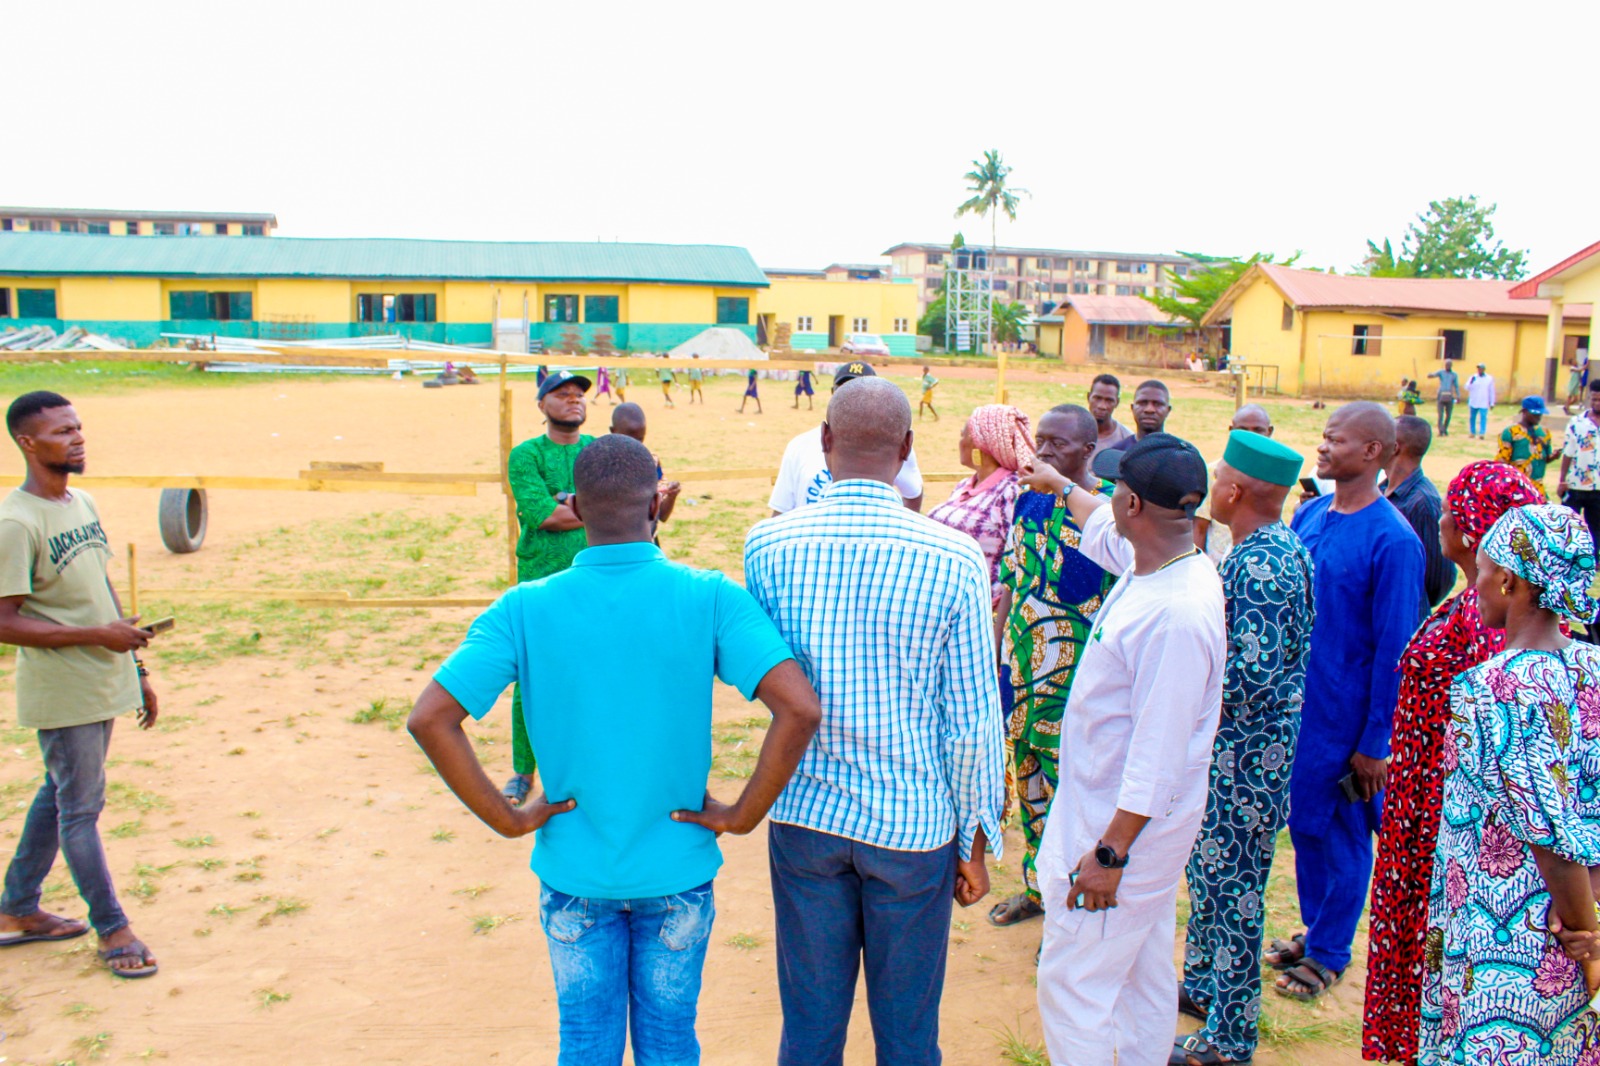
[1545,300,1565,402]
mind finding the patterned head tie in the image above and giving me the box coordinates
[1482,503,1600,623]
[1446,461,1543,546]
[967,404,1036,473]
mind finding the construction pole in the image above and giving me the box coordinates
[1234,366,1245,411]
[500,363,518,587]
[127,543,139,617]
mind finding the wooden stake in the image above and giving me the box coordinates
[127,543,139,617]
[996,347,1009,404]
[500,380,518,587]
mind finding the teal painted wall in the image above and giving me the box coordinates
[625,323,754,351]
[885,334,917,356]
[532,322,631,352]
[788,332,828,351]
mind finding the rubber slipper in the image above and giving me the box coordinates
[99,938,159,979]
[0,915,89,946]
[1171,1034,1252,1065]
[987,893,1045,927]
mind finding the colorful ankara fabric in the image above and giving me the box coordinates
[967,404,1036,474]
[743,479,1006,859]
[1447,462,1545,545]
[1484,504,1600,624]
[1363,589,1505,1063]
[1418,645,1600,1066]
[927,468,1022,603]
[1562,409,1600,492]
[1496,422,1554,495]
[1182,521,1316,1061]
[997,489,1114,899]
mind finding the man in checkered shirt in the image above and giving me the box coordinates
[744,376,1006,1065]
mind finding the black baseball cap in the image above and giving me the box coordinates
[537,369,592,400]
[833,361,877,388]
[1092,432,1208,515]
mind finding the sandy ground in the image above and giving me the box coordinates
[0,361,1489,1065]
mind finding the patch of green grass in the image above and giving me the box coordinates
[191,858,225,872]
[132,861,178,878]
[107,783,170,814]
[350,696,406,730]
[432,828,455,843]
[240,810,262,819]
[256,896,308,926]
[471,914,518,936]
[153,714,198,734]
[174,834,216,849]
[255,988,291,1009]
[208,902,253,920]
[1257,1008,1361,1049]
[991,1025,1049,1066]
[108,820,144,839]
[126,879,158,902]
[63,1001,100,1018]
[724,932,763,951]
[73,1030,112,1059]
[233,870,263,883]
[454,883,493,900]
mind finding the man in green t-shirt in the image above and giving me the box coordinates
[659,366,676,408]
[0,391,162,979]
[919,366,939,422]
[504,370,595,804]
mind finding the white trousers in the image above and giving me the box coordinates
[1037,903,1178,1066]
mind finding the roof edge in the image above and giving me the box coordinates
[1510,239,1600,298]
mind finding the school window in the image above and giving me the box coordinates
[1352,324,1383,356]
[58,221,84,234]
[124,221,141,235]
[925,277,941,290]
[0,289,10,316]
[1115,285,1132,296]
[1440,329,1466,361]
[1072,282,1089,294]
[925,251,943,265]
[169,291,253,320]
[1126,326,1149,342]
[29,220,54,233]
[583,296,619,324]
[893,318,909,333]
[214,223,229,235]
[545,295,579,323]
[1134,263,1150,274]
[1075,259,1090,271]
[17,289,57,318]
[716,297,749,325]
[1037,258,1051,270]
[153,222,176,235]
[1281,302,1294,331]
[359,293,437,323]
[243,224,265,236]
[86,221,110,235]
[796,316,813,332]
[1116,261,1132,273]
[177,222,203,235]
[0,219,11,231]
[1174,265,1189,276]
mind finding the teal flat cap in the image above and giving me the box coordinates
[1223,429,1303,487]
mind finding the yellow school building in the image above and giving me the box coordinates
[759,272,920,355]
[1511,239,1600,378]
[1202,264,1593,397]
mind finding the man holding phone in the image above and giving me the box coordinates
[0,392,162,979]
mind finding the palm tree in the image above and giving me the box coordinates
[955,150,1028,353]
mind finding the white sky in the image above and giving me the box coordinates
[6,0,1597,273]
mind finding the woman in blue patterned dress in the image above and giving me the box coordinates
[1419,503,1600,1065]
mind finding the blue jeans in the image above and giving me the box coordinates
[769,822,956,1066]
[1,719,127,937]
[1470,406,1489,436]
[539,880,714,1066]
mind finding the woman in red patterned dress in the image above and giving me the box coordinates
[1361,461,1544,1062]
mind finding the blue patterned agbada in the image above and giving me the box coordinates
[1180,521,1316,1062]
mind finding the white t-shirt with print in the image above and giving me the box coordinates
[768,427,924,513]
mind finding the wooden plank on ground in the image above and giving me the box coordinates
[75,475,478,496]
[298,469,500,484]
[114,587,494,609]
[308,460,384,472]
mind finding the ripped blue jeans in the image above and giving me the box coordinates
[539,880,715,1066]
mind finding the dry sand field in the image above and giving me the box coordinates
[0,359,1502,1064]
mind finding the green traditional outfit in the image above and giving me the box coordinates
[506,432,595,774]
[998,488,1115,899]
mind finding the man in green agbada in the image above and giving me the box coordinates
[503,370,594,804]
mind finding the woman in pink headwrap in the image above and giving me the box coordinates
[928,404,1035,604]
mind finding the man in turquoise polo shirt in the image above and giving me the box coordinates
[409,433,820,1066]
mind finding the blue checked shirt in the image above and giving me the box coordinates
[743,479,1006,859]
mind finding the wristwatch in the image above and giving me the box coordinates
[555,491,573,504]
[1094,840,1129,869]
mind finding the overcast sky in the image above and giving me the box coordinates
[7,0,1597,273]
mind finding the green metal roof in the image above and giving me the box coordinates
[0,233,769,287]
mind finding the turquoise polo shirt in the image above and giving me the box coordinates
[434,541,793,899]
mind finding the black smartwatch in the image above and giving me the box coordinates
[555,491,573,505]
[1094,840,1129,869]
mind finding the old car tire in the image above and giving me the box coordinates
[158,488,207,553]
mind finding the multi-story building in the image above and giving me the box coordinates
[883,241,1201,316]
[0,207,277,237]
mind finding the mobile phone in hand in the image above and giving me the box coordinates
[141,617,175,636]
[1299,477,1322,498]
[1338,771,1363,803]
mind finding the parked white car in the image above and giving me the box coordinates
[839,333,890,356]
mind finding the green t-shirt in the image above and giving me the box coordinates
[0,488,141,729]
[689,368,703,383]
[508,434,595,582]
[659,369,675,383]
[922,374,938,390]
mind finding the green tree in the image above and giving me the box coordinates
[992,301,1028,344]
[1142,252,1296,326]
[918,286,948,348]
[1361,196,1528,279]
[955,150,1028,353]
